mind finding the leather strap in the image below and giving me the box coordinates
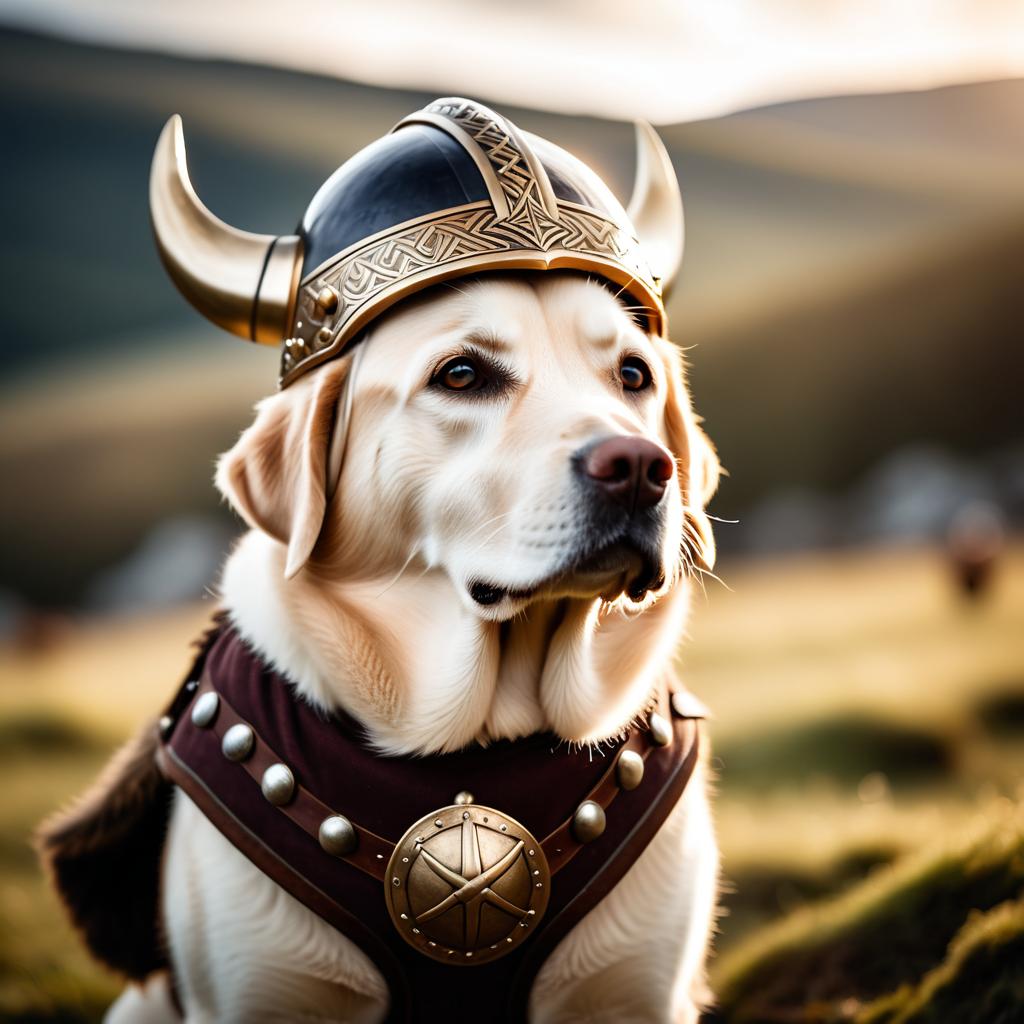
[186,671,394,880]
[540,727,653,874]
[179,671,686,885]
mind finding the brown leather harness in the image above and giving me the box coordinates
[156,624,702,1022]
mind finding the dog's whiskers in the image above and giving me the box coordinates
[677,521,731,595]
[693,563,732,593]
[465,508,515,543]
[373,546,422,598]
[468,511,519,553]
[677,518,707,596]
[440,281,474,299]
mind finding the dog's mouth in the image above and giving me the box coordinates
[469,538,665,610]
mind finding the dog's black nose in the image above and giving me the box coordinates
[580,436,674,514]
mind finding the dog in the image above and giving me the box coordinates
[48,270,721,1023]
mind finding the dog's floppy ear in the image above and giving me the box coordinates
[217,356,352,578]
[654,337,721,572]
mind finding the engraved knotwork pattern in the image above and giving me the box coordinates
[284,201,656,382]
[426,98,549,226]
[328,203,644,306]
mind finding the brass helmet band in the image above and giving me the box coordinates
[149,99,684,387]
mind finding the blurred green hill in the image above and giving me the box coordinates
[1,29,1022,605]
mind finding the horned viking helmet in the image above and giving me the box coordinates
[150,97,683,387]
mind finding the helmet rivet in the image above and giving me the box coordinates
[317,326,332,345]
[315,286,339,313]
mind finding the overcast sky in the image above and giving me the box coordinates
[2,0,1023,122]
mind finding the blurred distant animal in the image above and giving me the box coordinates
[39,99,721,1024]
[947,501,1005,600]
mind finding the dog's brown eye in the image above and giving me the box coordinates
[439,359,480,391]
[620,357,652,392]
[430,352,518,398]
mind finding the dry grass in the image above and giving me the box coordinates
[861,895,1024,1023]
[685,543,1024,1022]
[0,604,212,1021]
[712,799,1024,1022]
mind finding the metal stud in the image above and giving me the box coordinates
[453,791,474,806]
[190,691,219,728]
[572,800,606,843]
[315,286,339,313]
[159,714,174,738]
[221,723,254,761]
[617,749,644,790]
[671,690,709,719]
[261,763,295,806]
[319,815,358,857]
[649,712,672,747]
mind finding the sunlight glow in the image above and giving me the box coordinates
[2,0,1023,122]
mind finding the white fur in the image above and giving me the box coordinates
[107,276,719,1022]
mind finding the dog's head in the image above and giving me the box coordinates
[217,272,719,620]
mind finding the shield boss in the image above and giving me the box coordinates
[385,803,550,965]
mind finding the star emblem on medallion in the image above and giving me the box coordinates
[385,803,550,965]
[416,812,530,949]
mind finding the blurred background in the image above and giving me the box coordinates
[0,2,1022,1021]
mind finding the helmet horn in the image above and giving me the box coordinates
[627,122,684,297]
[149,115,302,344]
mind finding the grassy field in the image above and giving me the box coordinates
[684,546,1024,1022]
[0,545,1021,1021]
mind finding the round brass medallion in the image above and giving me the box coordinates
[385,804,550,965]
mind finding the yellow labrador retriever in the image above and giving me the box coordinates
[44,96,721,1023]
[91,272,720,1024]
